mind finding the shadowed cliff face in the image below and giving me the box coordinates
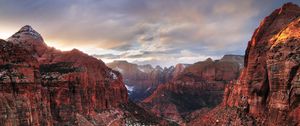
[141,56,243,124]
[189,3,300,126]
[0,26,171,126]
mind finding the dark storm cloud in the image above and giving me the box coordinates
[0,0,299,66]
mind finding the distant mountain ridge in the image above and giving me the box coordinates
[106,60,189,102]
[140,55,244,124]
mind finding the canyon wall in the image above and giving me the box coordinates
[190,3,300,126]
[141,55,243,124]
[107,60,188,102]
[0,25,130,125]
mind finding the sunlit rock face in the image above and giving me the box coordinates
[189,3,300,126]
[0,25,130,125]
[141,56,243,124]
[0,26,175,126]
[107,61,186,102]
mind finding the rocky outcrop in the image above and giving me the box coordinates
[189,2,300,126]
[220,54,244,68]
[0,26,170,125]
[141,57,243,124]
[107,61,183,102]
[172,64,190,79]
[0,38,53,125]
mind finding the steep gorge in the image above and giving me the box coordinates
[0,25,169,126]
[141,55,243,124]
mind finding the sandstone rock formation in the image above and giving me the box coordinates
[0,25,169,125]
[220,54,244,68]
[189,2,300,126]
[172,63,190,79]
[141,56,243,124]
[107,60,185,102]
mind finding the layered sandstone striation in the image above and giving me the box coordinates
[107,61,185,102]
[0,38,53,125]
[0,25,142,125]
[141,56,243,123]
[190,2,300,126]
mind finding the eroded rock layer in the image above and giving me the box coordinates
[107,60,187,102]
[141,56,243,124]
[189,3,300,126]
[0,25,130,125]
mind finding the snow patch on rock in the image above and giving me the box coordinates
[125,85,134,92]
[145,87,152,92]
[138,67,147,73]
[109,71,118,80]
[114,67,124,73]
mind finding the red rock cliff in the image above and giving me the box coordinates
[0,25,128,125]
[141,57,242,124]
[107,61,178,102]
[225,2,300,122]
[190,3,300,126]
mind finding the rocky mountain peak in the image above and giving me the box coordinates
[205,57,213,62]
[155,65,163,71]
[7,25,47,57]
[221,54,244,67]
[0,25,131,125]
[280,2,300,12]
[8,25,44,42]
[70,48,83,54]
[19,25,35,32]
[172,63,190,79]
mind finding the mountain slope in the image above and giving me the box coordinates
[189,2,300,125]
[107,60,186,102]
[141,56,243,124]
[0,25,170,126]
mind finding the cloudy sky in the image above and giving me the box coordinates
[0,0,299,67]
